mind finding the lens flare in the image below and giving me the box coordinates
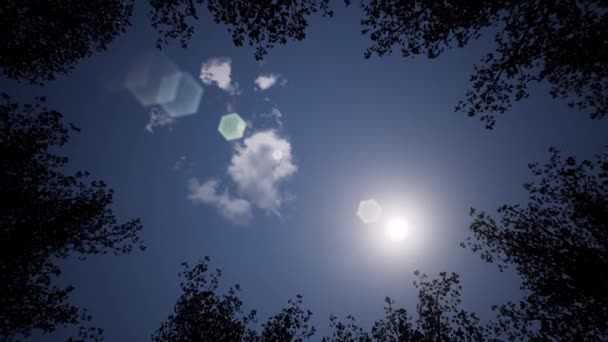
[386,217,408,241]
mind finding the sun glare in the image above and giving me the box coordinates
[386,217,409,242]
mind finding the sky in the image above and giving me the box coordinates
[6,2,607,341]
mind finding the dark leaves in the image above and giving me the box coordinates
[0,1,134,85]
[325,271,489,341]
[360,0,608,128]
[260,294,316,341]
[153,257,315,342]
[464,147,608,339]
[148,0,335,60]
[0,94,144,340]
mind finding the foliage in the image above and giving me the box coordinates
[360,0,608,128]
[259,294,316,342]
[3,1,606,128]
[152,256,256,342]
[324,271,489,341]
[0,0,134,85]
[325,315,372,342]
[148,0,336,59]
[0,93,145,340]
[464,147,608,339]
[153,257,315,341]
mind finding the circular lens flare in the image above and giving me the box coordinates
[386,217,408,242]
[272,150,283,161]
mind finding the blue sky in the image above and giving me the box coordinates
[7,2,607,341]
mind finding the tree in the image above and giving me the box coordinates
[463,147,608,339]
[4,1,606,129]
[0,93,145,340]
[153,257,315,342]
[157,259,494,342]
[360,0,608,128]
[2,0,336,83]
[147,0,336,59]
[152,257,257,342]
[258,294,316,342]
[0,0,134,84]
[324,271,490,342]
[147,0,607,128]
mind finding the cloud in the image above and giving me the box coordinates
[228,130,297,214]
[200,58,239,95]
[187,178,252,224]
[254,74,282,91]
[172,155,191,171]
[145,107,174,133]
[260,107,283,126]
[187,130,296,223]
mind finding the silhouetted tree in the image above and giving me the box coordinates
[258,294,316,341]
[148,0,607,128]
[324,271,490,341]
[153,257,315,342]
[152,257,257,342]
[464,147,608,339]
[5,1,603,128]
[360,0,608,128]
[148,0,336,60]
[2,0,337,83]
[0,93,145,340]
[0,0,133,84]
[5,1,606,129]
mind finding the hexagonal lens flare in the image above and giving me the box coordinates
[357,199,382,224]
[160,72,203,118]
[218,113,247,141]
[125,51,180,107]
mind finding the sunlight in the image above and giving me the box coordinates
[386,216,409,242]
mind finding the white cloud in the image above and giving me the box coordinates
[187,178,252,224]
[260,107,283,126]
[200,58,239,95]
[172,155,190,171]
[145,107,174,133]
[187,130,296,223]
[254,74,281,91]
[228,130,297,214]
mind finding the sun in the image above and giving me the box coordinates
[385,217,409,242]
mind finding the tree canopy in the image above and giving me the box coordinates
[464,147,608,340]
[0,0,133,85]
[0,93,145,340]
[2,1,606,340]
[3,1,605,128]
[153,257,315,342]
[324,271,489,341]
[148,0,608,128]
[148,0,336,60]
[361,0,608,128]
[155,258,491,342]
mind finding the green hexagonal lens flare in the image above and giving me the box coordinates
[218,113,246,141]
